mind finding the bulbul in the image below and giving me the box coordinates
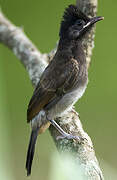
[26,4,103,176]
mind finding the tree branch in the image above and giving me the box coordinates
[0,0,104,179]
[0,12,48,86]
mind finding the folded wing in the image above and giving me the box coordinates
[27,56,79,122]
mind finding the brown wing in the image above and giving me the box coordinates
[27,56,79,122]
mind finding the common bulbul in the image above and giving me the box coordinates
[26,4,103,176]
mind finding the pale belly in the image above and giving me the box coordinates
[31,81,88,132]
[48,82,87,118]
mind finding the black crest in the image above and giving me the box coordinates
[59,5,89,37]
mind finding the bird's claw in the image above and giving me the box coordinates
[56,133,84,142]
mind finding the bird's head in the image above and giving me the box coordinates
[59,5,104,40]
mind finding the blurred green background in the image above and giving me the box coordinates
[0,0,117,179]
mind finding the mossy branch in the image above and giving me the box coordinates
[0,0,104,179]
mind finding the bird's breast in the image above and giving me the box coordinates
[62,81,88,107]
[48,79,88,118]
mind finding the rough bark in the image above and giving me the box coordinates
[0,0,104,179]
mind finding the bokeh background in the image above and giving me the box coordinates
[0,0,117,179]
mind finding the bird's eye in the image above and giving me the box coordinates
[76,19,84,26]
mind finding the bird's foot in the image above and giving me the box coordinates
[56,133,84,142]
[48,119,85,142]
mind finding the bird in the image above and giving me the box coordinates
[25,4,103,176]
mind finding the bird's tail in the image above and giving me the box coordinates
[26,127,39,176]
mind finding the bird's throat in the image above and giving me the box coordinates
[58,38,86,65]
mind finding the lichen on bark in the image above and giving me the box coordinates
[0,0,104,179]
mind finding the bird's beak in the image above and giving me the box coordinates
[83,16,104,30]
[89,16,104,25]
[75,16,104,39]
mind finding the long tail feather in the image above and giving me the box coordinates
[26,128,39,176]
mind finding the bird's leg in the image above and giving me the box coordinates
[48,119,83,141]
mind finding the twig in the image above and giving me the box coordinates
[0,0,104,179]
